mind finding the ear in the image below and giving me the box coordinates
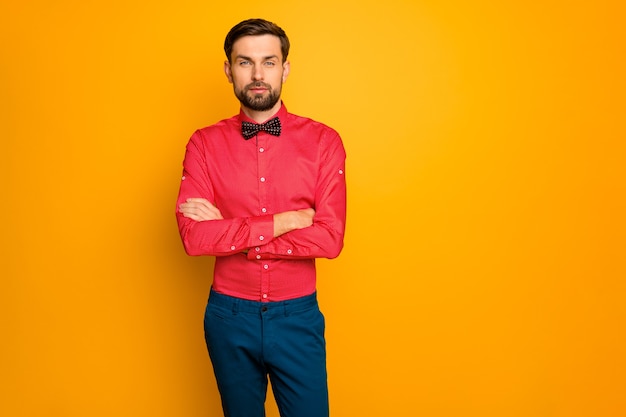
[282,60,290,83]
[224,60,233,83]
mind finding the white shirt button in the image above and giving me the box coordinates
[256,255,261,260]
[287,249,292,255]
[255,247,260,252]
[230,245,236,250]
[339,169,344,175]
[263,264,269,270]
[261,207,267,213]
[262,293,268,299]
[181,176,186,180]
[260,177,266,182]
[259,147,265,153]
[259,235,265,241]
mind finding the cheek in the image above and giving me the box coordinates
[230,68,248,84]
[231,75,248,91]
[272,73,285,87]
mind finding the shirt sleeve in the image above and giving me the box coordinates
[175,130,275,256]
[247,129,347,261]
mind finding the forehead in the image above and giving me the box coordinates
[231,34,283,60]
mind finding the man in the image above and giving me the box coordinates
[175,18,346,417]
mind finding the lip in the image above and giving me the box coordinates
[249,88,268,94]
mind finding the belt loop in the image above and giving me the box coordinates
[283,301,289,317]
[232,299,239,315]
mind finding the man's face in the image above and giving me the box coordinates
[225,34,290,112]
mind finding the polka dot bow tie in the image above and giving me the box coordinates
[241,117,282,140]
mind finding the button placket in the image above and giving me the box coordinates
[257,135,270,301]
[260,261,270,302]
[257,135,269,217]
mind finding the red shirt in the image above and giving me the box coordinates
[176,104,347,302]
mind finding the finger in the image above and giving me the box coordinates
[180,208,215,221]
[186,198,221,213]
[195,202,223,220]
[181,211,202,221]
[180,200,212,211]
[179,202,223,221]
[186,198,213,204]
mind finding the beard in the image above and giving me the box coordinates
[235,82,281,112]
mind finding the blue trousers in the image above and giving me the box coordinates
[204,289,329,417]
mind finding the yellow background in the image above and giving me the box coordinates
[2,1,625,416]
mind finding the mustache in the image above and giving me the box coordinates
[245,82,272,91]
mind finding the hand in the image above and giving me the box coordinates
[273,208,315,237]
[179,198,224,221]
[295,208,315,226]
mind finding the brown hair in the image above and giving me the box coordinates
[224,18,290,63]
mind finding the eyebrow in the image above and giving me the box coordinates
[235,54,280,62]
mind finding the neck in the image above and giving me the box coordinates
[241,101,282,123]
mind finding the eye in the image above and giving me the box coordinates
[264,61,276,66]
[239,60,251,66]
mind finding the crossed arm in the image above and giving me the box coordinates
[177,127,345,259]
[179,198,315,238]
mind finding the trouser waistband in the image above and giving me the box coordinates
[208,288,318,315]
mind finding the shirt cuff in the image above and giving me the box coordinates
[246,214,274,260]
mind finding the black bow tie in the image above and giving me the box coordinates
[241,117,281,140]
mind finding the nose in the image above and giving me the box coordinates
[252,65,263,81]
